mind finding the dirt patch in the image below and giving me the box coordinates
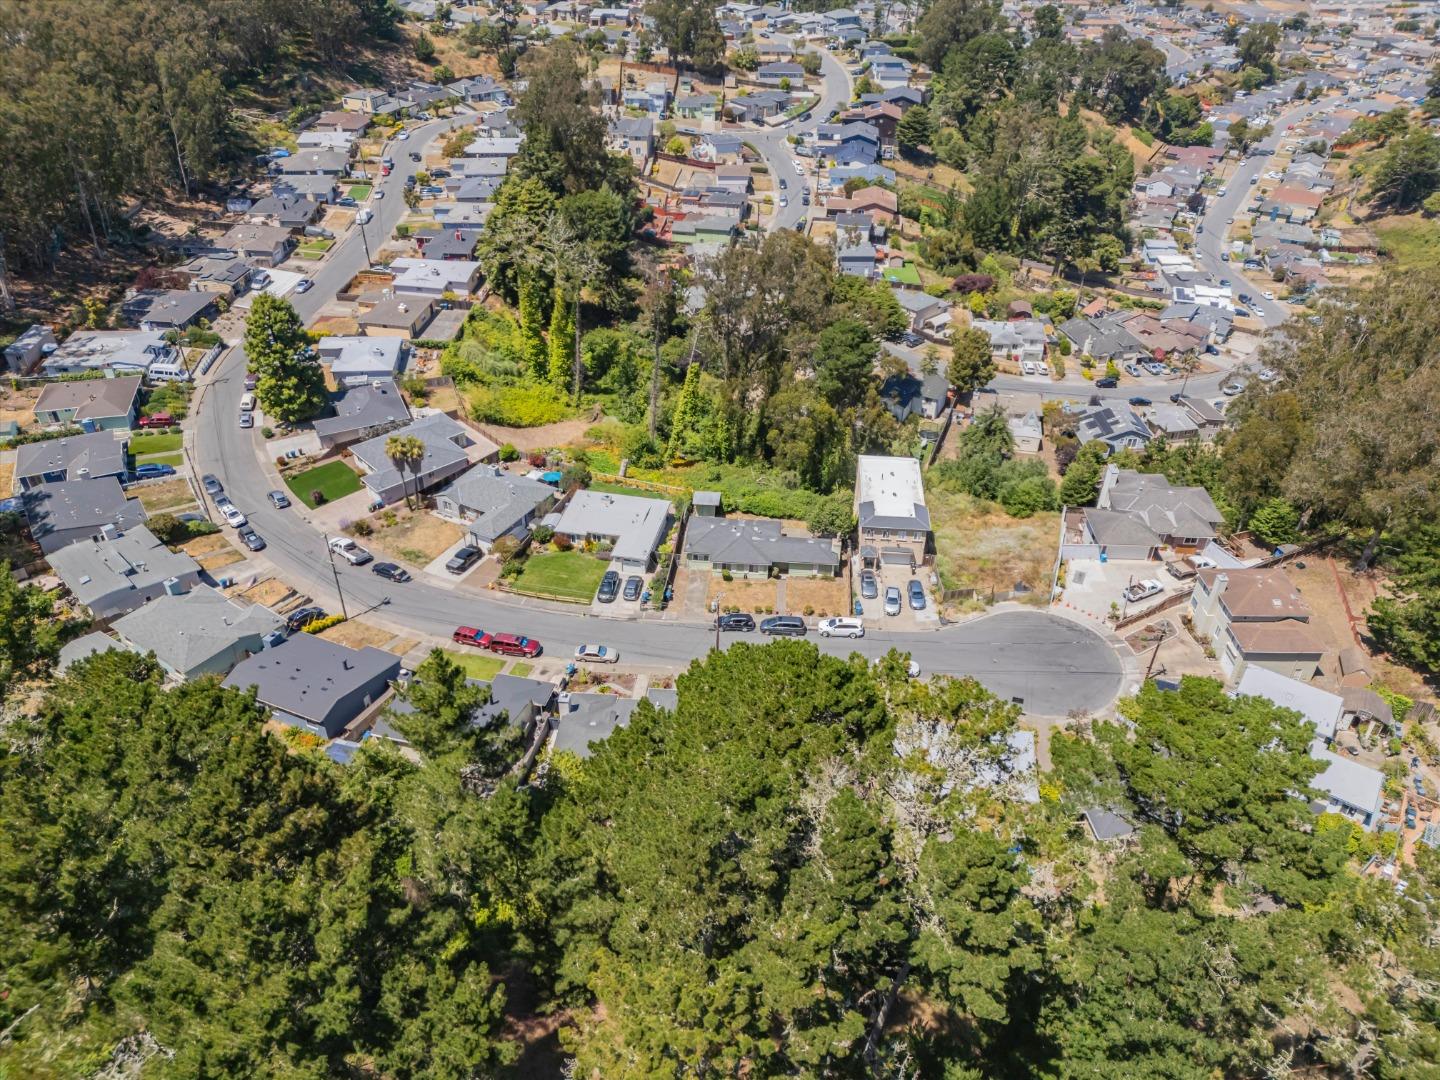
[1286,557,1423,695]
[358,510,464,566]
[179,532,247,571]
[473,418,599,452]
[0,386,40,428]
[310,315,360,337]
[784,575,850,617]
[235,577,297,609]
[319,619,400,651]
[929,489,1057,603]
[707,575,780,614]
[135,477,199,513]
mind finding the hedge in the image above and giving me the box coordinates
[301,614,348,634]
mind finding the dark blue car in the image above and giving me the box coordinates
[132,463,176,480]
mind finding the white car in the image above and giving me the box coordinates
[907,660,921,678]
[884,587,902,617]
[1123,579,1163,604]
[575,644,620,664]
[817,617,864,638]
[295,278,313,293]
[1262,290,1276,301]
[1188,555,1218,570]
[1222,382,1245,395]
[1258,368,1277,382]
[373,189,385,200]
[221,504,247,529]
[395,130,409,141]
[779,196,788,207]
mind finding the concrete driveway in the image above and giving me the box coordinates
[1061,558,1177,624]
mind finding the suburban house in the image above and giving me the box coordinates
[224,633,401,739]
[607,116,654,167]
[23,479,147,555]
[341,88,397,114]
[112,585,284,681]
[177,252,254,298]
[552,687,676,758]
[1236,666,1343,742]
[1190,567,1326,683]
[311,109,372,135]
[350,412,491,506]
[892,289,952,337]
[312,380,411,450]
[622,80,670,114]
[552,489,671,573]
[33,377,142,432]
[1057,315,1147,363]
[47,525,203,620]
[756,61,804,86]
[121,289,218,331]
[971,318,1047,365]
[272,148,350,176]
[1307,743,1385,830]
[14,431,128,491]
[40,330,182,378]
[878,371,949,422]
[855,454,929,571]
[1093,466,1225,552]
[387,258,482,298]
[1074,405,1152,455]
[315,336,406,384]
[358,296,437,340]
[433,466,557,553]
[217,223,294,267]
[248,192,324,228]
[683,508,840,579]
[448,76,511,104]
[674,92,718,120]
[4,324,57,373]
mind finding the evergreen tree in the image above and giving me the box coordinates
[665,360,704,462]
[517,272,548,380]
[242,294,325,423]
[547,287,574,389]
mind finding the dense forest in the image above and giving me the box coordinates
[2,634,1439,1077]
[0,0,397,272]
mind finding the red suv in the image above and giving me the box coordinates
[452,626,490,648]
[139,413,174,429]
[486,633,541,658]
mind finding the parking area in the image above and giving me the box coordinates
[854,562,940,629]
[589,560,648,617]
[1060,558,1180,624]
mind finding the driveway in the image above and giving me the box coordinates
[1060,558,1176,624]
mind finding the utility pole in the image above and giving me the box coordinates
[323,533,350,619]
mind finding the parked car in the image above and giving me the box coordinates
[336,196,358,208]
[329,536,373,565]
[907,579,926,611]
[138,412,173,429]
[239,411,254,428]
[1406,804,1418,829]
[243,372,258,391]
[221,504,248,529]
[597,570,621,603]
[1415,774,1427,797]
[1189,555,1217,570]
[900,331,922,347]
[268,489,291,509]
[201,474,223,497]
[285,606,327,633]
[408,151,421,162]
[715,612,756,632]
[859,570,878,599]
[1258,368,1278,382]
[1123,578,1163,603]
[760,615,807,637]
[801,193,810,206]
[445,545,481,574]
[779,196,788,207]
[1128,396,1152,407]
[1094,376,1118,388]
[818,617,864,638]
[1222,382,1245,395]
[356,208,373,225]
[884,586,902,616]
[487,633,541,657]
[395,130,409,141]
[295,278,313,294]
[779,178,787,189]
[623,575,644,601]
[372,562,411,583]
[1262,290,1276,301]
[133,463,176,480]
[452,626,489,648]
[239,527,266,551]
[373,189,385,200]
[575,644,620,664]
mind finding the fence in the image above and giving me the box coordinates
[1113,586,1194,632]
[590,471,690,498]
[940,583,1038,606]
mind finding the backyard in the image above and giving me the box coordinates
[286,460,363,508]
[510,549,609,602]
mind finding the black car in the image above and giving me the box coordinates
[239,527,266,552]
[716,612,756,632]
[408,151,421,162]
[1128,396,1152,407]
[1094,376,1119,388]
[901,331,923,347]
[623,575,643,601]
[201,473,223,497]
[372,562,412,583]
[445,545,482,574]
[760,615,807,637]
[1169,392,1183,403]
[597,570,620,603]
[285,606,327,633]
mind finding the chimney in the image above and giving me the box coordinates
[98,523,118,541]
[163,576,184,596]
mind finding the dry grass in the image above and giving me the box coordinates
[0,386,39,428]
[929,488,1057,600]
[311,316,360,336]
[364,510,464,565]
[785,576,850,617]
[180,532,247,571]
[319,619,400,651]
[235,577,297,608]
[135,477,198,513]
[708,576,779,613]
[0,457,13,495]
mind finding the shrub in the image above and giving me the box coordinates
[468,383,570,427]
[553,533,573,551]
[499,442,520,462]
[261,426,274,439]
[311,489,327,506]
[531,524,554,544]
[349,518,374,537]
[492,536,521,563]
[721,568,733,582]
[301,613,347,634]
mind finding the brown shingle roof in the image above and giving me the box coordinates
[1199,567,1311,620]
[1227,620,1325,657]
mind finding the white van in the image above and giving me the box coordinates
[356,208,373,225]
[239,392,256,413]
[817,617,864,639]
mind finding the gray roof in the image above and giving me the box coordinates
[878,371,949,421]
[34,376,142,422]
[435,468,555,543]
[312,380,410,441]
[1309,740,1385,818]
[1076,405,1151,448]
[351,412,470,492]
[58,631,134,672]
[389,672,554,732]
[121,289,217,328]
[554,489,670,563]
[24,479,146,552]
[15,430,127,481]
[223,633,400,728]
[1058,316,1146,360]
[113,584,283,675]
[685,515,840,569]
[1083,507,1161,552]
[552,692,640,757]
[1082,807,1136,842]
[47,525,200,611]
[1103,469,1224,540]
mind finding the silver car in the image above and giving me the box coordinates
[884,587,902,617]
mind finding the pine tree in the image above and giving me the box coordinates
[665,360,703,462]
[546,287,574,389]
[242,294,325,422]
[517,273,547,380]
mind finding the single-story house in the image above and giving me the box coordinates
[433,466,557,552]
[40,330,182,378]
[684,514,840,578]
[112,585,284,681]
[313,380,411,450]
[311,109,372,135]
[249,191,326,226]
[390,672,555,743]
[24,479,147,555]
[358,296,437,340]
[387,257,482,298]
[217,223,294,267]
[121,289,218,331]
[552,489,671,573]
[224,633,401,739]
[1308,741,1385,830]
[878,371,950,422]
[1235,666,1343,742]
[15,430,128,491]
[57,631,136,672]
[272,148,350,176]
[34,376,142,432]
[350,412,491,505]
[4,324,57,373]
[315,336,406,384]
[48,524,203,620]
[551,687,675,758]
[177,252,254,298]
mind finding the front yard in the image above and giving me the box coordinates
[286,460,363,508]
[350,508,464,566]
[510,549,610,602]
[130,432,182,456]
[447,651,505,680]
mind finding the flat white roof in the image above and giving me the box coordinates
[316,335,404,375]
[387,258,480,294]
[856,455,926,518]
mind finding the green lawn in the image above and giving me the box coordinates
[136,451,183,468]
[129,432,182,455]
[511,550,610,601]
[447,651,505,680]
[509,661,534,678]
[295,238,334,260]
[1375,216,1440,271]
[345,183,373,201]
[286,460,363,508]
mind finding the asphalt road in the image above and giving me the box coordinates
[747,49,853,232]
[191,99,1126,716]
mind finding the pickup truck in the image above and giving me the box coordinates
[328,536,373,565]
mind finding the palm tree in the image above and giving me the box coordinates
[385,434,425,510]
